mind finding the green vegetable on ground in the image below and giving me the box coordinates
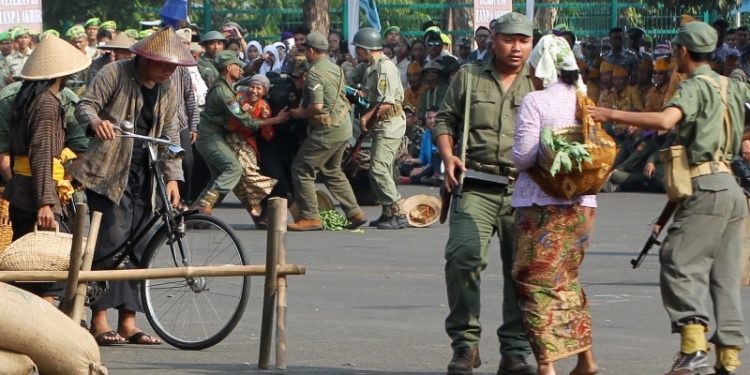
[320,210,349,231]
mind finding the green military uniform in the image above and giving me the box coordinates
[194,51,259,210]
[608,131,672,192]
[362,53,406,219]
[197,54,220,87]
[5,28,32,81]
[0,82,89,155]
[660,22,748,375]
[291,47,361,221]
[0,31,11,90]
[432,21,534,365]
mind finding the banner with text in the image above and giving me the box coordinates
[474,0,512,29]
[0,0,44,34]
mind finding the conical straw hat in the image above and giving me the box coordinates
[20,35,91,81]
[98,33,136,50]
[130,26,196,66]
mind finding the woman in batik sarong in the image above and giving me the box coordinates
[511,35,599,375]
[226,74,277,228]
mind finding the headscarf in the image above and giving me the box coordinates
[272,41,287,61]
[528,34,586,94]
[260,44,282,75]
[249,74,270,92]
[246,40,263,60]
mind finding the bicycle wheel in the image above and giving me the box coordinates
[141,213,250,350]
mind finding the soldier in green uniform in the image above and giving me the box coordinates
[590,21,748,375]
[197,31,225,87]
[4,27,33,86]
[193,50,289,214]
[433,13,536,375]
[287,32,366,231]
[418,60,449,120]
[353,27,407,229]
[0,31,12,90]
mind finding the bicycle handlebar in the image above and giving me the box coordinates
[115,121,185,158]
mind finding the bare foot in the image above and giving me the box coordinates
[570,363,599,375]
[538,363,557,375]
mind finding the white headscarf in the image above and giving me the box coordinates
[260,44,282,75]
[246,40,263,60]
[528,34,586,94]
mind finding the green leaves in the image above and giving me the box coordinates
[540,127,592,176]
[320,210,349,231]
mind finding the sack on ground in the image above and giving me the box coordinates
[0,282,107,375]
[0,349,38,375]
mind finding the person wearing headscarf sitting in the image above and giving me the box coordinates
[246,40,263,62]
[260,44,282,75]
[511,34,600,375]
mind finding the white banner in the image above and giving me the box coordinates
[0,0,43,33]
[474,0,513,29]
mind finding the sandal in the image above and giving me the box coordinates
[93,330,125,346]
[125,331,162,345]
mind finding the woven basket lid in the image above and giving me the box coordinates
[401,194,441,228]
[20,35,91,81]
[130,26,196,66]
[99,33,136,50]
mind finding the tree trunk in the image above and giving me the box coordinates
[304,0,330,34]
[534,0,559,31]
[451,0,473,39]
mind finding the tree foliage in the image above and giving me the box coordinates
[43,0,162,32]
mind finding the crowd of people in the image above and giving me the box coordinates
[0,10,747,375]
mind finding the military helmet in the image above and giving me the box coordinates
[353,27,383,50]
[200,30,226,44]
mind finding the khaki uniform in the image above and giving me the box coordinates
[432,58,533,356]
[361,54,405,208]
[291,56,361,220]
[197,54,220,88]
[662,64,748,348]
[5,49,32,79]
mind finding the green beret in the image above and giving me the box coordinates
[383,25,400,37]
[214,50,243,71]
[123,29,139,40]
[138,29,155,40]
[84,17,101,28]
[100,20,117,31]
[494,12,533,37]
[12,27,29,39]
[41,29,60,40]
[303,31,328,51]
[672,21,717,54]
[66,25,86,40]
[0,31,10,42]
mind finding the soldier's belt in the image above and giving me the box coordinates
[690,161,731,178]
[464,169,510,186]
[465,160,517,179]
[379,103,403,121]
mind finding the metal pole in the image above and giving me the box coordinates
[275,198,289,369]
[258,197,283,369]
[61,203,87,317]
[203,0,212,32]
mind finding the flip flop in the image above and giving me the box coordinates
[93,330,125,346]
[126,331,162,345]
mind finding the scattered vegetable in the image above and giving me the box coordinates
[320,210,348,231]
[541,127,592,176]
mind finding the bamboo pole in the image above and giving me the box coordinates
[275,198,288,370]
[258,197,283,369]
[70,211,102,322]
[0,264,305,282]
[61,203,88,317]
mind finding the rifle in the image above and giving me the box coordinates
[439,68,474,224]
[631,200,679,268]
[343,99,383,176]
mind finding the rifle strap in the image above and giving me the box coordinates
[459,66,475,169]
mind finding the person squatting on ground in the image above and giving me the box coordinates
[434,12,537,375]
[511,34,600,375]
[353,27,408,229]
[589,21,747,375]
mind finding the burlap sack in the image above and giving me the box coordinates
[0,282,108,375]
[0,349,38,374]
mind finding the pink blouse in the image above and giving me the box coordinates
[511,82,597,208]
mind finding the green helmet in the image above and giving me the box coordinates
[200,30,225,44]
[353,27,383,50]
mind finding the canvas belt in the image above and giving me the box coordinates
[465,160,517,179]
[379,103,403,121]
[690,161,731,178]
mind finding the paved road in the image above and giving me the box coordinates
[99,185,750,374]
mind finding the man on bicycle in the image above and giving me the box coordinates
[73,27,192,346]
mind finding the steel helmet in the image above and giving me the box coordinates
[353,27,383,50]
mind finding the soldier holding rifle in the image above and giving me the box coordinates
[590,21,747,375]
[434,12,536,375]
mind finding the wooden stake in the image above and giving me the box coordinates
[0,264,305,282]
[275,198,288,370]
[61,203,87,317]
[259,198,283,369]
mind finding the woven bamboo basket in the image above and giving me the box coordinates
[528,92,617,200]
[0,223,84,271]
[0,187,13,253]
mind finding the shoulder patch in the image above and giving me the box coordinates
[378,78,387,93]
[228,101,241,114]
[309,83,321,92]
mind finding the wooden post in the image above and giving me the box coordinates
[71,212,102,323]
[258,197,283,369]
[61,203,88,317]
[275,199,288,369]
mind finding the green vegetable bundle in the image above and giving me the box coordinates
[540,127,593,177]
[320,210,349,231]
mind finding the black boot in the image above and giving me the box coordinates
[447,346,480,375]
[369,206,389,227]
[377,215,405,229]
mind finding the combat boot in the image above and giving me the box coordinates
[715,346,741,375]
[369,206,390,227]
[345,211,367,229]
[497,355,536,375]
[377,202,406,229]
[446,346,480,375]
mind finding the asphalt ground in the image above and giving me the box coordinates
[97,185,750,374]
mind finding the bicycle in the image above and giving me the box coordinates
[85,121,251,350]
